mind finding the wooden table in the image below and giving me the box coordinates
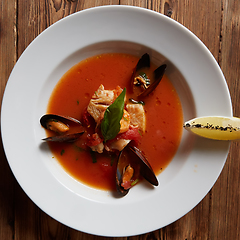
[0,1,239,239]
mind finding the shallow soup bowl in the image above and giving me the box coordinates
[1,5,232,237]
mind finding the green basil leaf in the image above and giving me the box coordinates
[90,150,97,163]
[101,88,126,142]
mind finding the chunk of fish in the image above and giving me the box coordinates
[87,84,115,123]
[126,104,146,133]
[106,139,131,152]
[87,85,145,153]
[87,85,129,134]
[119,110,130,134]
[90,142,104,153]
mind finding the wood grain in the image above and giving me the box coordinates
[0,0,240,239]
[0,1,17,240]
[211,1,240,239]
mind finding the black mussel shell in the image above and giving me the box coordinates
[42,132,85,142]
[138,64,166,98]
[129,146,158,186]
[131,53,167,98]
[116,150,130,196]
[116,145,159,196]
[40,114,81,130]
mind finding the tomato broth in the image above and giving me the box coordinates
[46,53,183,191]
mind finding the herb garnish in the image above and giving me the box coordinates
[110,154,116,166]
[101,88,126,142]
[131,179,139,186]
[139,72,149,81]
[74,145,84,152]
[138,129,142,136]
[90,150,97,163]
[139,72,150,86]
[60,149,65,155]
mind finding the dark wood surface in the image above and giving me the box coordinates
[0,1,239,239]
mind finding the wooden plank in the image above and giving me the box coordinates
[0,1,17,240]
[0,1,17,95]
[209,0,240,239]
[120,0,147,8]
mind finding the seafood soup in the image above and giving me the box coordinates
[43,53,183,192]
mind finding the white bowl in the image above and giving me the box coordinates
[1,5,232,237]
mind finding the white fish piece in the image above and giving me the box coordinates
[90,142,104,153]
[87,84,115,123]
[126,104,146,133]
[119,110,131,134]
[106,139,131,152]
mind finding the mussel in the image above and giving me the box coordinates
[131,53,167,98]
[116,145,159,196]
[40,114,84,142]
[42,132,84,143]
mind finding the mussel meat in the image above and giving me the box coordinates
[40,114,84,142]
[116,145,158,196]
[40,114,81,129]
[131,53,167,98]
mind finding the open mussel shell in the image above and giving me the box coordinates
[129,146,158,186]
[116,145,158,196]
[131,53,167,98]
[42,132,85,142]
[138,64,167,98]
[116,150,130,196]
[40,114,82,130]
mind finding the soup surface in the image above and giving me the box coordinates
[46,53,183,191]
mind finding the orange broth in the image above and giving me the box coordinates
[46,53,183,191]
